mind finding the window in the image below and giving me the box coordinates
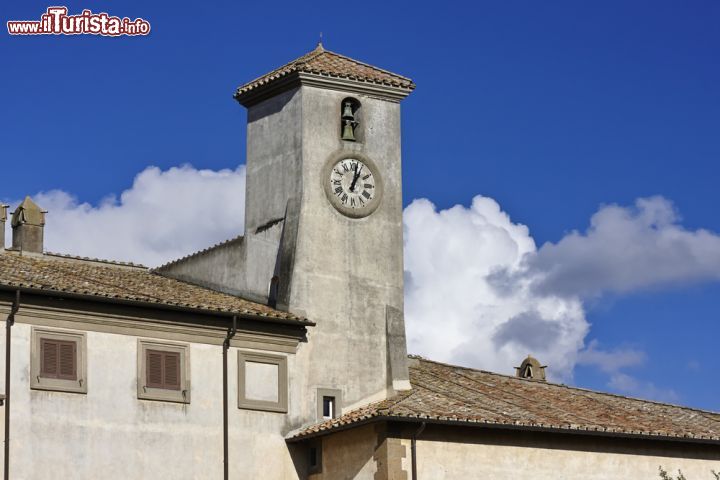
[308,441,322,474]
[31,327,87,394]
[322,396,335,419]
[316,388,342,421]
[146,350,180,390]
[238,351,287,413]
[137,340,190,403]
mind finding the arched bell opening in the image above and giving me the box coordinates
[340,97,363,143]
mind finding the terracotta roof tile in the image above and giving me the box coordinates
[235,44,415,97]
[0,251,307,322]
[288,357,720,442]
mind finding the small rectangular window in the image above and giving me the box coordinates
[308,441,322,474]
[316,388,342,421]
[31,328,87,394]
[146,350,181,390]
[138,340,190,404]
[322,396,335,419]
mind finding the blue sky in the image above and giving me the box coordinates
[2,1,719,410]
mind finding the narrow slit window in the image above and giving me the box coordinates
[316,388,342,421]
[309,447,318,468]
[322,396,335,420]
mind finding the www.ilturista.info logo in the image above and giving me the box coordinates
[7,7,151,36]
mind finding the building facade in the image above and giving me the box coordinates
[0,46,718,479]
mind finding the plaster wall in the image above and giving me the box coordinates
[153,81,411,428]
[287,85,408,422]
[0,317,303,480]
[412,428,720,480]
[309,424,379,480]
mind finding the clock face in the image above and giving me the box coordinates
[324,155,382,218]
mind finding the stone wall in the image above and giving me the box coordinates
[0,303,305,479]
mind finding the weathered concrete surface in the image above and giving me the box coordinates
[411,426,720,480]
[158,83,411,428]
[309,423,378,480]
[0,316,302,479]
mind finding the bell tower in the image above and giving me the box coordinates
[237,44,415,419]
[159,44,415,423]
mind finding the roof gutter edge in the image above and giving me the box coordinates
[286,415,720,446]
[0,284,315,327]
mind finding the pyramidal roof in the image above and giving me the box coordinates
[234,43,415,105]
[11,196,45,227]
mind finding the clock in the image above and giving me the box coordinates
[323,153,383,218]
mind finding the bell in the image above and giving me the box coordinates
[342,102,355,120]
[341,120,356,141]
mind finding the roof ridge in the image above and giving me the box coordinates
[411,356,720,416]
[17,251,147,269]
[154,235,243,271]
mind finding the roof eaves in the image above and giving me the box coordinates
[0,283,314,327]
[287,412,720,445]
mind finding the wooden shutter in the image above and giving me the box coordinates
[40,338,77,380]
[163,352,181,390]
[146,349,181,390]
[58,341,77,380]
[147,350,164,388]
[40,339,59,378]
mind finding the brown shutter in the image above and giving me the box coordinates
[40,339,59,378]
[147,350,164,388]
[163,352,181,390]
[58,341,77,380]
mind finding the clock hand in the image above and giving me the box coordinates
[350,164,363,192]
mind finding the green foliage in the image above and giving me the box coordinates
[658,466,720,480]
[659,467,687,480]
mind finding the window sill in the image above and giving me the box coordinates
[30,378,87,394]
[138,386,190,404]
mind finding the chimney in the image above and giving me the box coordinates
[11,196,46,254]
[0,204,8,250]
[515,354,547,382]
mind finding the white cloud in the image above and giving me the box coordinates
[525,196,720,298]
[403,194,720,396]
[4,164,246,267]
[403,196,588,382]
[576,340,646,373]
[607,372,680,404]
[573,340,679,401]
[7,165,720,401]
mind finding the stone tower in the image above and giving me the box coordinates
[158,44,415,422]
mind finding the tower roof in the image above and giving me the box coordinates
[234,44,415,105]
[11,196,45,227]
